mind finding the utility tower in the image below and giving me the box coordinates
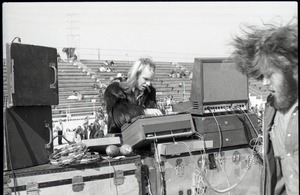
[66,13,80,59]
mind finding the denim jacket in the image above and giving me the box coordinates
[263,96,298,195]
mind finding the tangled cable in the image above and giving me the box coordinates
[49,143,100,166]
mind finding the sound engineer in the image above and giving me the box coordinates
[104,57,162,135]
[231,20,298,195]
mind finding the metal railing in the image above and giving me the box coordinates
[3,44,225,62]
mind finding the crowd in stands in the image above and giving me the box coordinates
[104,60,115,66]
[74,115,106,141]
[98,60,115,73]
[157,95,175,114]
[250,103,264,119]
[53,109,108,145]
[168,63,191,79]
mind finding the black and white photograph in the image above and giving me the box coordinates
[3,2,298,195]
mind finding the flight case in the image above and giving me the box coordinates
[4,155,146,195]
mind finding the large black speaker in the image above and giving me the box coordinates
[3,106,53,170]
[6,43,59,106]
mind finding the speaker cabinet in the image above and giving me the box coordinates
[6,43,59,106]
[3,106,53,170]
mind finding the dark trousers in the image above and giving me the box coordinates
[58,131,63,145]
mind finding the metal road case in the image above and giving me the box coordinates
[3,155,146,195]
[143,143,263,195]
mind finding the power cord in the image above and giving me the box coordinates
[3,96,17,195]
[237,107,259,136]
[208,108,223,159]
[153,141,166,195]
[235,107,263,164]
[202,153,254,193]
[102,156,119,195]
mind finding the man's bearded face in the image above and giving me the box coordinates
[264,68,298,112]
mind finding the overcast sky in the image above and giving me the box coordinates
[2,2,298,62]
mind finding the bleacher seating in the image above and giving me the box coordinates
[3,59,269,121]
[79,60,193,103]
[53,62,102,119]
[248,78,269,101]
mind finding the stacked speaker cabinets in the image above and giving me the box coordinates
[3,43,58,170]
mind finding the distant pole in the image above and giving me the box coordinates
[98,49,100,60]
[183,81,186,101]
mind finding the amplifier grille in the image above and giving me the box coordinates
[192,101,199,110]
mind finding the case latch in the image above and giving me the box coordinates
[3,175,12,195]
[3,175,11,184]
[26,182,39,195]
[232,150,241,164]
[175,158,185,176]
[72,176,85,192]
[114,170,125,185]
[3,185,12,195]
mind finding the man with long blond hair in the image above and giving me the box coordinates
[231,20,298,195]
[104,57,162,135]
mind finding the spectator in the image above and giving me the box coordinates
[72,54,78,62]
[82,117,89,140]
[57,53,63,62]
[169,68,178,78]
[67,91,83,101]
[189,72,193,80]
[75,126,84,141]
[253,104,259,115]
[95,108,105,119]
[165,95,173,106]
[258,103,264,118]
[104,60,109,66]
[76,92,83,101]
[99,65,107,72]
[62,47,76,62]
[106,67,113,72]
[112,73,126,83]
[178,66,187,78]
[109,60,115,66]
[89,118,104,139]
[54,119,64,145]
[67,91,78,100]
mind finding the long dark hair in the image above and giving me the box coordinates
[231,21,298,80]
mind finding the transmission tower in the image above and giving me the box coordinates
[66,13,80,59]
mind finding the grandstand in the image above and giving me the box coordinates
[3,59,269,124]
[79,60,193,103]
[52,61,101,119]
